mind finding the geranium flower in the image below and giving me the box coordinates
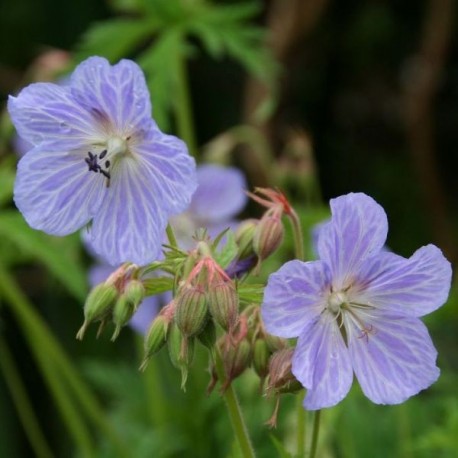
[262,193,452,410]
[8,56,196,265]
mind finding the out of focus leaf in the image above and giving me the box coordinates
[76,19,155,62]
[214,231,238,269]
[270,435,293,458]
[237,283,263,304]
[0,212,86,300]
[0,163,15,206]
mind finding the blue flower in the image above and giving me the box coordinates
[262,193,452,409]
[8,56,197,265]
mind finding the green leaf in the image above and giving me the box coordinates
[213,230,238,269]
[0,212,86,300]
[138,30,187,130]
[75,18,156,62]
[143,277,174,296]
[237,283,263,305]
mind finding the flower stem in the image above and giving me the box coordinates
[214,351,256,458]
[309,410,322,458]
[288,208,304,261]
[174,45,198,158]
[0,335,55,458]
[0,263,129,458]
[295,391,306,457]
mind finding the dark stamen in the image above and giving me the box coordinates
[99,149,107,159]
[85,152,101,173]
[105,160,110,168]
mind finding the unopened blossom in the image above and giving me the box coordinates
[9,56,196,265]
[262,193,452,410]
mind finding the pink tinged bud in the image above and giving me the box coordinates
[252,338,270,379]
[220,339,252,390]
[140,314,169,371]
[175,286,208,337]
[266,348,302,395]
[207,281,239,332]
[235,219,259,260]
[253,210,284,262]
[76,283,118,340]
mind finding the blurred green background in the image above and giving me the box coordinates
[0,0,457,457]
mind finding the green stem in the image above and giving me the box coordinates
[0,336,55,458]
[309,410,321,458]
[174,44,198,158]
[0,264,129,458]
[295,392,306,457]
[214,352,255,458]
[288,208,304,261]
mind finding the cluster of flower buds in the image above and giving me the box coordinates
[142,243,240,388]
[207,305,289,393]
[76,263,145,341]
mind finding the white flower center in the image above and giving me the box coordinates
[107,136,128,158]
[327,291,348,314]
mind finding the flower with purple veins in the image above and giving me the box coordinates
[262,192,452,410]
[9,56,196,265]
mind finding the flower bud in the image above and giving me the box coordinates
[111,295,137,341]
[220,338,252,390]
[235,219,259,260]
[253,210,284,262]
[76,283,117,340]
[140,314,169,371]
[168,323,195,389]
[266,348,302,395]
[175,286,208,337]
[207,281,239,332]
[252,338,270,379]
[265,333,287,353]
[123,279,145,310]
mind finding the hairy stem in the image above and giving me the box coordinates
[214,351,256,458]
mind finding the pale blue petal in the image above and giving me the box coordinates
[14,144,106,235]
[8,83,99,148]
[355,245,451,317]
[189,165,247,223]
[134,130,197,214]
[292,314,353,410]
[348,314,439,404]
[261,260,330,338]
[87,157,166,266]
[70,57,152,136]
[318,193,388,289]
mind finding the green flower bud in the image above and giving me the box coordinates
[253,211,284,262]
[123,279,145,310]
[207,281,239,332]
[111,295,136,341]
[76,283,118,340]
[168,323,195,389]
[175,286,208,337]
[140,315,169,371]
[235,219,259,260]
[253,338,270,379]
[265,333,287,353]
